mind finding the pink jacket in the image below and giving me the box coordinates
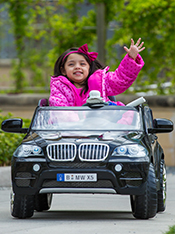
[49,54,144,106]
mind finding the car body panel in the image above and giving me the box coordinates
[2,98,173,219]
[1,102,173,197]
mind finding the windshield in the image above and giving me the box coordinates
[31,109,142,131]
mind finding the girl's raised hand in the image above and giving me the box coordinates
[124,38,145,60]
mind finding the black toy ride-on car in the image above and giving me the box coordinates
[1,93,173,219]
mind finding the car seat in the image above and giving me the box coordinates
[38,96,116,107]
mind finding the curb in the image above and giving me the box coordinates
[0,94,175,107]
[0,94,49,106]
[0,166,11,187]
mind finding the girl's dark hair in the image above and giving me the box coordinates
[53,47,105,94]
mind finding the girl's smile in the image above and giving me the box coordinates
[62,53,90,88]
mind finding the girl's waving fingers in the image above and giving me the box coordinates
[134,38,145,52]
[135,38,141,46]
[131,38,135,46]
[124,38,145,60]
[138,42,145,52]
[123,46,129,53]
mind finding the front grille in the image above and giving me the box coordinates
[49,162,106,169]
[47,143,76,161]
[15,172,32,187]
[119,172,143,187]
[16,172,32,178]
[42,180,113,188]
[16,179,30,187]
[125,180,142,187]
[79,143,109,161]
[47,143,109,162]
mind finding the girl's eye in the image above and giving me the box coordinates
[68,63,74,66]
[81,63,86,66]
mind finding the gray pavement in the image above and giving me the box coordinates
[0,167,175,234]
[0,166,11,187]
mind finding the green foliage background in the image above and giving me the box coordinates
[0,112,30,166]
[0,0,175,94]
[107,0,175,94]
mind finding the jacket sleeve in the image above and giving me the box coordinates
[117,110,134,125]
[104,54,144,96]
[49,79,74,106]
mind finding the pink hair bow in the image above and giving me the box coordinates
[77,44,98,61]
[63,44,98,61]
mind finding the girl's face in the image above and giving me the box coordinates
[62,53,90,88]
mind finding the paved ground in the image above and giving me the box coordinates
[0,166,11,187]
[0,174,175,234]
[0,167,175,234]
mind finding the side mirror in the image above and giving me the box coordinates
[148,118,174,134]
[1,118,28,134]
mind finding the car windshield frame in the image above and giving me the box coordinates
[30,106,143,132]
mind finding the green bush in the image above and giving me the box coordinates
[164,225,175,234]
[0,112,30,166]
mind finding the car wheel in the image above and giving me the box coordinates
[157,159,166,212]
[130,163,157,219]
[34,193,53,212]
[10,191,34,219]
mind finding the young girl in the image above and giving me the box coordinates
[49,38,145,106]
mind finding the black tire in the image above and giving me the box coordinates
[34,193,53,212]
[10,192,34,219]
[130,163,157,219]
[157,159,167,212]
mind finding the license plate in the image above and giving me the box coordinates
[57,173,97,182]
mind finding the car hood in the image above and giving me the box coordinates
[24,130,144,148]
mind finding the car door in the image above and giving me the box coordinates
[144,106,159,170]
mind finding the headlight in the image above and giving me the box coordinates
[14,144,44,157]
[112,144,148,157]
